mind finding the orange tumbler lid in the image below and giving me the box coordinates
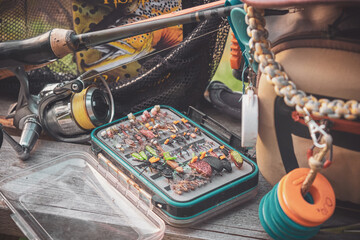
[278,168,335,227]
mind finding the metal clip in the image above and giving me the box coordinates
[247,67,257,88]
[303,108,332,149]
[301,108,334,196]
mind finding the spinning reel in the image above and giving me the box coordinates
[0,67,114,160]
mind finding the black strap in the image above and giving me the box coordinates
[274,97,299,173]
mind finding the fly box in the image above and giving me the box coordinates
[91,105,258,227]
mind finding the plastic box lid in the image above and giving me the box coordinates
[0,151,165,240]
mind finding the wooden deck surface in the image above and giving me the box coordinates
[0,96,358,240]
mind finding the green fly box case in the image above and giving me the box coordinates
[91,105,258,226]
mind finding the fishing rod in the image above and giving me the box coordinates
[0,0,240,71]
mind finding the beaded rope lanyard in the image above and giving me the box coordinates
[244,4,360,195]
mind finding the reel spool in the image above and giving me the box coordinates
[39,85,112,143]
[37,69,115,144]
[71,86,111,130]
[259,168,335,240]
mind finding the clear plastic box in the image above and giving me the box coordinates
[0,151,165,240]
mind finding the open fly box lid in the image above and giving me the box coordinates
[0,151,165,240]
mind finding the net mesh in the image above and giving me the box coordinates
[0,0,229,117]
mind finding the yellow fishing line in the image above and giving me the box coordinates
[71,87,95,130]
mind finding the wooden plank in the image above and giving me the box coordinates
[0,234,19,240]
[0,206,23,238]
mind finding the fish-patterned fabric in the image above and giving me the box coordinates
[72,0,183,81]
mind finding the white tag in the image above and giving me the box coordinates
[241,89,258,147]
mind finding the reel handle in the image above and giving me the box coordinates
[0,116,42,160]
[0,29,77,69]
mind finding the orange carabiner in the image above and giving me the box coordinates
[230,32,242,70]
